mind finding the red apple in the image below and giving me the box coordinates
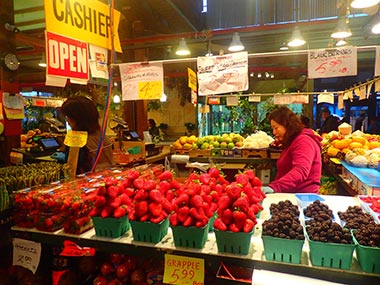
[124,255,137,271]
[116,264,129,279]
[108,278,123,285]
[109,253,124,265]
[100,261,115,276]
[93,275,108,285]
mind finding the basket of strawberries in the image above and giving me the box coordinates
[213,170,265,255]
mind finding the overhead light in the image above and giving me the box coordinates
[175,38,190,56]
[257,73,262,78]
[160,93,167,102]
[335,39,347,46]
[351,0,380,9]
[331,17,352,39]
[38,52,47,67]
[279,42,289,51]
[287,27,306,47]
[228,32,244,52]
[113,94,121,104]
[371,14,380,34]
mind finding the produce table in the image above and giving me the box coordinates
[11,194,380,284]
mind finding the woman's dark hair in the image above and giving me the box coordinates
[61,96,100,134]
[148,119,156,127]
[268,106,304,146]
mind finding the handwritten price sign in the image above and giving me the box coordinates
[308,47,357,79]
[13,238,41,274]
[138,81,163,99]
[64,130,88,147]
[163,254,204,285]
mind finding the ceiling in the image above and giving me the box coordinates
[6,0,380,92]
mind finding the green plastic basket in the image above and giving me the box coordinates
[262,235,304,264]
[128,146,141,154]
[353,232,380,273]
[131,218,169,243]
[214,229,253,255]
[307,232,355,270]
[92,216,130,238]
[171,224,209,249]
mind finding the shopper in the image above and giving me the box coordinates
[148,118,160,138]
[60,96,115,174]
[262,106,322,194]
[319,108,340,135]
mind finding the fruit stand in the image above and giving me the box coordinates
[10,194,380,284]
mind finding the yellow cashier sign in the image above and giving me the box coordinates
[44,0,122,52]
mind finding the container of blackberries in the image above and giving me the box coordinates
[338,205,377,230]
[305,219,355,270]
[261,200,305,264]
[303,200,334,226]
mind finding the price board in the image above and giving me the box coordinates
[163,254,204,285]
[138,80,163,99]
[13,238,41,274]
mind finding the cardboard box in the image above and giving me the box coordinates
[357,180,380,196]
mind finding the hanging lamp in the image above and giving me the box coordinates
[175,38,190,56]
[228,32,245,52]
[331,17,352,39]
[288,27,306,47]
[351,0,380,9]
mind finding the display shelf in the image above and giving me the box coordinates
[10,194,380,284]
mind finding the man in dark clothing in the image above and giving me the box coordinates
[319,109,340,135]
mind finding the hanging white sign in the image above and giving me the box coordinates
[197,52,248,95]
[308,47,357,79]
[119,62,164,101]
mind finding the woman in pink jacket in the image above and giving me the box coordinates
[264,107,322,193]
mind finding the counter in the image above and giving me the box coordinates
[11,194,380,284]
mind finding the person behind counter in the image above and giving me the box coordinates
[148,118,160,138]
[59,96,115,174]
[262,106,322,194]
[319,108,339,135]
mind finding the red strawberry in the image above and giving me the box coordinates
[133,177,145,189]
[175,193,189,206]
[107,185,120,198]
[189,207,206,221]
[149,189,163,203]
[159,170,173,181]
[220,208,233,225]
[161,197,172,212]
[158,181,171,193]
[228,223,240,232]
[148,202,162,217]
[110,197,122,208]
[95,195,107,207]
[226,183,243,200]
[187,182,201,196]
[233,196,250,213]
[213,218,227,231]
[134,201,148,217]
[183,215,193,227]
[177,206,190,223]
[122,187,135,197]
[101,206,113,218]
[169,213,178,226]
[118,193,132,206]
[243,218,255,233]
[217,195,232,211]
[235,173,249,186]
[127,169,140,181]
[105,177,118,187]
[208,167,221,178]
[244,169,256,181]
[134,189,148,201]
[233,210,247,229]
[190,194,203,208]
[114,205,127,218]
[199,173,211,185]
[170,179,181,190]
[144,179,156,191]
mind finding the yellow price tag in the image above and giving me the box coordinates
[64,130,88,147]
[163,254,204,285]
[138,81,162,99]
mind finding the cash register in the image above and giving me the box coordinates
[11,136,62,164]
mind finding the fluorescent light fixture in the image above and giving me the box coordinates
[351,0,380,9]
[331,17,352,39]
[288,27,306,47]
[335,39,347,46]
[279,42,289,51]
[175,38,190,56]
[228,32,244,52]
[38,52,47,67]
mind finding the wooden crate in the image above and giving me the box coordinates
[241,148,267,158]
[268,148,282,159]
[189,149,211,158]
[219,148,242,158]
[170,145,190,155]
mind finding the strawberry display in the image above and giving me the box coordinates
[213,169,265,233]
[128,170,177,224]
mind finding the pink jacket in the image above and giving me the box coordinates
[269,128,322,193]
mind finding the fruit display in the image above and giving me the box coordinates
[337,205,376,229]
[0,162,70,192]
[306,219,353,244]
[172,133,244,151]
[322,129,380,168]
[213,169,265,233]
[359,196,380,221]
[262,200,304,240]
[303,200,334,224]
[318,176,337,195]
[20,128,42,148]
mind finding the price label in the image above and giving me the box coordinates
[13,238,41,274]
[163,254,204,285]
[138,81,162,99]
[64,130,88,147]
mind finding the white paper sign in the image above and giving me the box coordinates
[273,94,291,105]
[89,44,109,79]
[119,61,164,101]
[197,52,248,95]
[375,46,380,76]
[13,238,41,274]
[308,47,357,79]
